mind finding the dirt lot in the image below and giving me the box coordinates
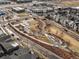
[62,1,79,7]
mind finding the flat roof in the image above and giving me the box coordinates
[0,41,19,51]
[12,7,25,11]
[0,0,10,2]
[0,47,36,59]
[72,7,79,9]
[0,29,4,35]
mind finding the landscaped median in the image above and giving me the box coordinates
[8,23,77,59]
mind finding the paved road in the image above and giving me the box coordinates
[0,3,32,8]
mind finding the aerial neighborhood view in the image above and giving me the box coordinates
[0,0,79,59]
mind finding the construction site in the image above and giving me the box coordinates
[0,0,79,59]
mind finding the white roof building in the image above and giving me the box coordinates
[12,7,25,11]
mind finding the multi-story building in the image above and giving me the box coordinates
[0,0,10,4]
